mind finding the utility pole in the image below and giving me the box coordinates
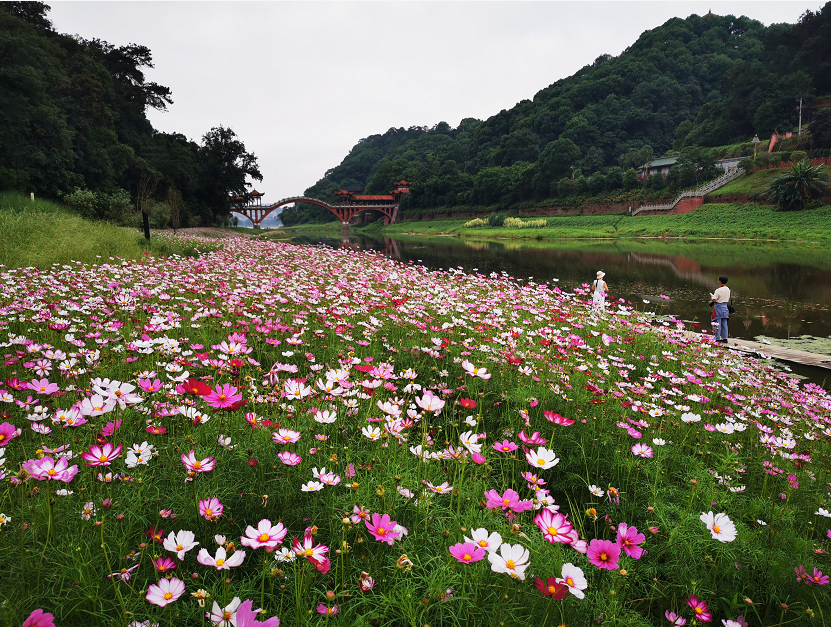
[798,98,803,136]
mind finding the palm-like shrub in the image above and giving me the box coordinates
[765,160,829,211]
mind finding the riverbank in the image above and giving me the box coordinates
[364,202,831,242]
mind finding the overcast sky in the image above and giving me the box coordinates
[49,1,818,201]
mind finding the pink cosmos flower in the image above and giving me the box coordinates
[79,443,123,467]
[471,452,487,465]
[0,421,19,447]
[665,611,687,626]
[449,542,486,564]
[631,443,653,458]
[586,539,621,570]
[351,505,370,524]
[493,439,518,453]
[101,419,122,436]
[616,523,646,559]
[543,411,575,426]
[240,519,288,550]
[25,457,79,482]
[204,383,243,409]
[22,609,55,627]
[196,546,246,570]
[199,497,224,521]
[359,571,376,591]
[316,604,339,615]
[146,577,185,607]
[273,429,301,444]
[365,513,401,545]
[686,595,712,622]
[235,599,281,627]
[138,378,164,394]
[181,450,216,473]
[277,450,302,466]
[415,390,445,412]
[518,430,547,445]
[534,509,574,544]
[154,556,177,573]
[484,488,534,514]
[292,532,329,565]
[796,565,830,585]
[29,378,59,395]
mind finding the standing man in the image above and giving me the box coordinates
[710,276,731,343]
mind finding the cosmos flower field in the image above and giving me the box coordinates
[0,235,829,627]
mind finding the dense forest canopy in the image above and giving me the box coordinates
[282,4,831,224]
[0,1,261,227]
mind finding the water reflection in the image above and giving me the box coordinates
[292,234,831,344]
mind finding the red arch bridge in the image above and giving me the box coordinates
[231,196,400,229]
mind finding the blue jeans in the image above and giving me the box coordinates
[713,303,729,340]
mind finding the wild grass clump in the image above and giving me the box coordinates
[0,238,829,626]
[0,193,213,269]
[503,217,548,229]
[464,218,487,227]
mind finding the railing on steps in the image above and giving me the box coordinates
[632,168,744,216]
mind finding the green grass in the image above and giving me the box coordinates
[376,203,831,242]
[707,169,784,197]
[0,192,206,269]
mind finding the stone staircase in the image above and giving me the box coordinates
[632,167,744,216]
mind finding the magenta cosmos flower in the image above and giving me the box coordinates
[235,599,281,627]
[449,541,486,564]
[616,523,646,559]
[146,577,185,607]
[292,532,329,565]
[316,604,339,615]
[181,450,216,473]
[0,421,19,447]
[204,383,243,409]
[199,497,224,521]
[484,488,534,514]
[277,451,302,465]
[22,609,55,627]
[534,509,573,544]
[493,439,518,453]
[365,513,401,545]
[686,595,712,622]
[79,443,123,467]
[586,539,621,570]
[240,519,288,550]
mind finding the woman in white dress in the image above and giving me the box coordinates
[592,270,608,307]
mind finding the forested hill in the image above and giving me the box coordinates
[0,1,261,227]
[283,5,831,224]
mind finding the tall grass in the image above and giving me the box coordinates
[0,192,199,269]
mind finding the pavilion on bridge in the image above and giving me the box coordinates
[335,180,411,206]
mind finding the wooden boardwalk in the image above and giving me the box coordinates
[718,337,831,370]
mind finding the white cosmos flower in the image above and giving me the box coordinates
[815,508,831,518]
[459,430,482,454]
[464,528,502,554]
[700,511,737,542]
[487,542,530,580]
[588,485,605,497]
[301,481,324,492]
[525,446,560,470]
[361,426,381,441]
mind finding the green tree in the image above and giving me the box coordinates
[532,138,581,199]
[622,168,639,191]
[765,160,829,211]
[196,126,262,220]
[810,107,831,149]
[668,147,721,188]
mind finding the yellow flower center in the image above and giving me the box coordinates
[548,526,558,536]
[176,544,183,551]
[99,455,108,462]
[537,459,545,465]
[48,469,56,476]
[502,499,511,506]
[164,592,173,600]
[303,548,313,557]
[205,508,213,516]
[463,553,471,561]
[505,559,516,570]
[548,585,557,594]
[224,611,232,620]
[215,558,225,566]
[478,540,488,547]
[713,525,721,533]
[193,461,201,470]
[259,533,270,542]
[695,607,703,615]
[600,552,608,561]
[566,577,574,587]
[376,527,386,536]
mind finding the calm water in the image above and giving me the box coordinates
[290,233,831,384]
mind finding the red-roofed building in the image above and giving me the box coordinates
[335,181,411,206]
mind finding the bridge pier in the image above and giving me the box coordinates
[341,222,350,237]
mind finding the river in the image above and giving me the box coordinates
[288,233,831,385]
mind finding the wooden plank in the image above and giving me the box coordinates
[680,332,831,369]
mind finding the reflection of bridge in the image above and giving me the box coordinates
[231,181,411,229]
[338,237,401,258]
